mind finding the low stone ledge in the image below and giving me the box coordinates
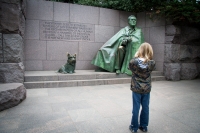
[0,83,26,111]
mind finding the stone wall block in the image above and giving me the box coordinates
[0,3,20,33]
[172,35,181,44]
[114,27,120,34]
[26,0,53,20]
[0,62,24,83]
[25,20,39,39]
[22,0,26,18]
[99,8,119,26]
[25,60,43,71]
[25,40,46,60]
[146,15,165,27]
[43,60,68,71]
[152,44,164,62]
[0,33,2,63]
[70,4,99,24]
[181,63,198,80]
[136,12,146,28]
[0,0,21,4]
[164,63,181,81]
[189,46,200,62]
[76,61,96,70]
[196,63,200,78]
[143,28,150,42]
[119,11,134,28]
[150,26,165,44]
[79,42,103,60]
[155,61,164,72]
[46,41,78,61]
[95,25,115,43]
[164,44,180,62]
[179,45,191,61]
[3,34,23,63]
[0,83,26,111]
[166,25,176,35]
[54,2,70,21]
[179,45,200,62]
[165,36,174,44]
[19,12,26,37]
[179,26,200,44]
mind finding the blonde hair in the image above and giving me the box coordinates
[135,42,153,63]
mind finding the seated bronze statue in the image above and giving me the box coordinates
[58,53,76,74]
[91,15,144,75]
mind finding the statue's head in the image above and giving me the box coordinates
[128,15,137,28]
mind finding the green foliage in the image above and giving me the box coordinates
[76,0,134,12]
[47,0,200,23]
[150,0,200,23]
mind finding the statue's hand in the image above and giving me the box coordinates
[127,36,132,42]
[122,36,132,45]
[122,39,128,45]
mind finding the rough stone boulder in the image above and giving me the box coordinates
[0,62,24,83]
[164,44,180,62]
[181,63,199,80]
[197,63,200,78]
[164,63,181,81]
[179,45,200,62]
[0,83,26,111]
[0,0,26,35]
[0,33,2,63]
[3,34,24,63]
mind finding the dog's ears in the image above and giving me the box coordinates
[66,52,76,57]
[67,52,70,57]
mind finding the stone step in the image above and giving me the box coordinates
[24,70,163,82]
[24,70,165,89]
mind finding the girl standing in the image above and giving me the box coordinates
[128,42,156,133]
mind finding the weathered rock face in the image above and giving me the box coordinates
[0,33,2,63]
[164,44,180,63]
[179,45,200,62]
[3,34,24,63]
[164,24,200,80]
[0,83,26,111]
[197,63,200,78]
[0,0,26,83]
[0,62,24,83]
[181,63,199,80]
[0,0,26,36]
[179,26,200,44]
[164,63,181,81]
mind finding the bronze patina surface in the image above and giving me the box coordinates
[91,15,144,75]
[58,53,76,74]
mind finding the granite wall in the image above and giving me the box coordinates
[0,0,26,83]
[164,24,200,80]
[24,0,165,72]
[1,0,198,81]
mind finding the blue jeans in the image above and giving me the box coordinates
[131,92,150,131]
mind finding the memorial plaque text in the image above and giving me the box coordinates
[40,21,94,41]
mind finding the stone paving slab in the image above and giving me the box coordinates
[0,79,200,133]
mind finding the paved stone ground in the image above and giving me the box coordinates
[0,79,200,133]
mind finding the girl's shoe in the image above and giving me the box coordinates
[139,126,147,132]
[129,125,137,133]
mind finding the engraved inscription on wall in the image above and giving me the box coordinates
[40,21,94,41]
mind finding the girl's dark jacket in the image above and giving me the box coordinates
[129,57,156,93]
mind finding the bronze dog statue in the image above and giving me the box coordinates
[58,53,76,74]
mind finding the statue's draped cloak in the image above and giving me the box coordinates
[91,26,144,75]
